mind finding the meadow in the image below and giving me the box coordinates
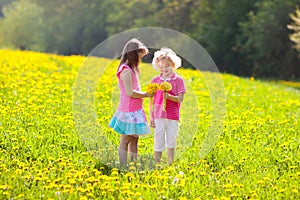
[0,50,299,199]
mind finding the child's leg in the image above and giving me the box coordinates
[128,135,139,161]
[154,119,166,163]
[167,148,175,165]
[119,135,131,165]
[166,120,179,165]
[154,151,162,163]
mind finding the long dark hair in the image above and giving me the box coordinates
[120,38,148,73]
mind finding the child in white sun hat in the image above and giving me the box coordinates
[150,47,186,165]
[152,47,182,70]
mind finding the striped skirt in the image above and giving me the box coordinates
[109,109,150,135]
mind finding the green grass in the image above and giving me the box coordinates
[0,50,299,199]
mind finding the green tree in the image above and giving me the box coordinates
[150,0,195,34]
[103,0,200,67]
[288,7,300,53]
[190,0,258,75]
[240,0,300,78]
[0,0,45,51]
[0,0,15,17]
[1,0,108,54]
[104,0,157,35]
[32,0,109,55]
[31,0,86,54]
[104,0,197,35]
[80,1,108,54]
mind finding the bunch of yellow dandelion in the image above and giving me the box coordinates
[146,83,159,94]
[158,82,172,92]
[147,82,172,94]
[147,81,172,111]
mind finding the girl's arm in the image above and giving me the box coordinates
[164,92,184,103]
[120,69,152,98]
[149,96,155,127]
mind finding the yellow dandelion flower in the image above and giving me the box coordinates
[147,83,159,94]
[230,193,239,197]
[199,172,206,176]
[134,192,142,196]
[257,180,264,184]
[121,190,129,194]
[0,185,10,190]
[68,179,76,184]
[226,166,234,171]
[15,169,22,175]
[158,82,172,91]
[111,168,118,171]
[292,189,298,193]
[87,193,94,197]
[125,172,135,179]
[281,179,287,183]
[34,177,42,182]
[3,191,10,196]
[279,189,285,193]
[95,170,102,176]
[111,170,118,176]
[250,191,258,197]
[108,188,115,192]
[149,184,157,189]
[136,162,142,167]
[77,187,85,193]
[178,180,185,187]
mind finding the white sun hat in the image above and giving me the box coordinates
[122,38,148,55]
[152,47,182,70]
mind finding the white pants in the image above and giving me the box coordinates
[154,119,179,152]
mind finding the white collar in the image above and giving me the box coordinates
[159,73,177,81]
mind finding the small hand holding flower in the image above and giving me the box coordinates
[159,82,172,110]
[163,91,169,99]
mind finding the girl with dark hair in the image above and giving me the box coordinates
[109,38,153,166]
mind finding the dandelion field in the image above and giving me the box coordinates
[0,50,300,199]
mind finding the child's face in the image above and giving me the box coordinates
[158,58,174,77]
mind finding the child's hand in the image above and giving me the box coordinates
[164,92,169,99]
[150,118,155,128]
[145,92,154,98]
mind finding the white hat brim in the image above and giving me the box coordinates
[152,49,182,70]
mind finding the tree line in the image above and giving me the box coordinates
[0,0,300,79]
